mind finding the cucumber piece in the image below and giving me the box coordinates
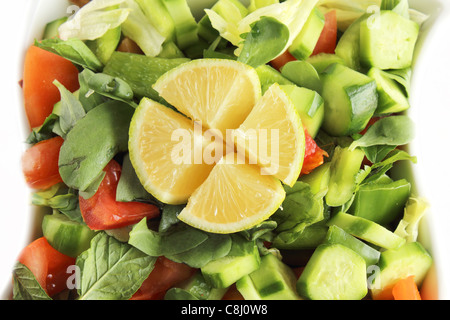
[280,85,324,138]
[297,243,368,300]
[334,14,369,71]
[320,63,378,137]
[280,60,322,93]
[324,225,380,266]
[238,254,301,300]
[255,65,294,93]
[157,41,185,58]
[306,53,345,74]
[288,8,325,60]
[327,212,406,250]
[86,27,122,65]
[300,162,331,196]
[370,242,433,299]
[42,212,97,258]
[43,16,68,39]
[360,11,419,70]
[136,0,176,40]
[162,0,199,50]
[272,224,328,250]
[236,275,262,300]
[368,67,410,114]
[201,240,261,288]
[103,52,189,100]
[325,146,365,207]
[348,179,411,225]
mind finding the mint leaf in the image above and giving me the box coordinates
[12,263,52,300]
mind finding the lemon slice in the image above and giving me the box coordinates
[232,84,305,187]
[129,98,218,205]
[153,59,262,133]
[178,153,286,234]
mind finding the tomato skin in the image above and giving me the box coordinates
[79,160,160,230]
[18,237,75,297]
[22,136,64,190]
[301,130,328,176]
[270,50,297,71]
[311,10,337,56]
[23,45,80,129]
[130,257,196,300]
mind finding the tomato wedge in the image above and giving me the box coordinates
[301,129,328,176]
[18,237,75,297]
[23,45,80,129]
[22,136,64,190]
[79,160,160,230]
[311,10,337,56]
[130,257,196,300]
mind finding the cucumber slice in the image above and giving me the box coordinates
[86,27,122,65]
[238,253,301,300]
[297,243,368,300]
[248,0,279,12]
[370,242,433,299]
[255,65,294,93]
[368,67,410,114]
[327,212,406,250]
[161,0,199,50]
[136,0,176,40]
[201,241,260,288]
[306,53,346,74]
[42,16,68,39]
[299,162,331,197]
[360,11,419,70]
[320,63,378,137]
[158,41,185,58]
[348,179,411,225]
[272,223,328,250]
[280,85,324,138]
[288,8,325,60]
[42,212,97,258]
[280,60,322,93]
[236,275,262,300]
[324,225,380,266]
[334,14,369,71]
[169,270,228,300]
[325,146,365,207]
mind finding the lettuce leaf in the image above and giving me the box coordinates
[59,0,130,41]
[394,197,430,243]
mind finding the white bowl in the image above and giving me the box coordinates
[1,0,449,300]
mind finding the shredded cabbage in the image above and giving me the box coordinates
[394,197,430,243]
[59,0,131,41]
[206,0,319,57]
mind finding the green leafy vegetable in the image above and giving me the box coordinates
[78,69,107,113]
[76,232,156,300]
[350,115,415,151]
[12,263,52,300]
[86,73,138,108]
[36,38,103,71]
[237,16,289,68]
[395,197,430,243]
[58,0,130,41]
[58,101,134,192]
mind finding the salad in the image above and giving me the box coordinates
[11,0,435,301]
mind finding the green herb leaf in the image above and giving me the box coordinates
[12,263,52,300]
[237,16,289,68]
[77,232,156,300]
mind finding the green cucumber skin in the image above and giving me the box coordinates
[43,16,68,39]
[297,243,368,300]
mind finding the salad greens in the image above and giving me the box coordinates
[14,0,434,301]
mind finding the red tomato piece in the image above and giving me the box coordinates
[270,50,297,71]
[130,257,196,300]
[312,10,337,56]
[23,45,80,129]
[392,276,422,300]
[79,160,160,230]
[22,136,64,190]
[18,237,76,297]
[301,130,328,176]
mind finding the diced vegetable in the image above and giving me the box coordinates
[23,45,80,129]
[18,237,76,297]
[311,10,337,55]
[392,276,422,300]
[22,136,64,190]
[302,130,329,175]
[79,160,160,230]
